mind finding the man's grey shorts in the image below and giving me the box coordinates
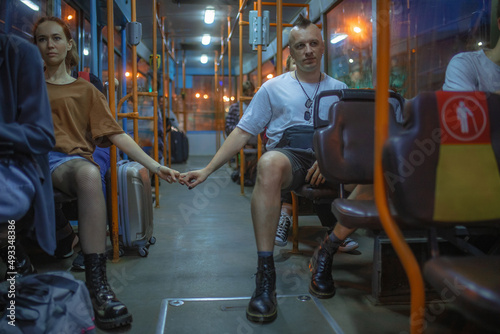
[269,147,316,194]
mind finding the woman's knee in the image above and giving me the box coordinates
[74,164,102,190]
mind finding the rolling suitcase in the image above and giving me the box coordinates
[170,128,189,163]
[115,160,156,257]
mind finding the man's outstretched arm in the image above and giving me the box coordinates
[179,127,253,188]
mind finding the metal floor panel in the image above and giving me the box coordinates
[156,295,344,334]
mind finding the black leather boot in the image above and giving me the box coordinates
[0,242,36,281]
[246,256,277,323]
[309,235,337,299]
[84,253,133,329]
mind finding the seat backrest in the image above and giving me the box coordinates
[383,91,500,226]
[314,89,402,185]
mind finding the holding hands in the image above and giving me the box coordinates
[156,165,181,183]
[179,168,210,189]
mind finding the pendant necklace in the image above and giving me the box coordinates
[295,70,322,121]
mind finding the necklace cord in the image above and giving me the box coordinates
[295,70,322,107]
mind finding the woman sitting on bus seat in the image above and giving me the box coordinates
[33,16,180,330]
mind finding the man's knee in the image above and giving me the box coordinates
[257,152,290,179]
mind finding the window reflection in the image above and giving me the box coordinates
[327,0,373,90]
[326,0,491,98]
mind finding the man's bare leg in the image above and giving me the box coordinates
[247,151,293,323]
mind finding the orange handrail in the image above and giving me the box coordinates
[373,1,425,333]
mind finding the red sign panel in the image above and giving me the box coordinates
[436,91,490,144]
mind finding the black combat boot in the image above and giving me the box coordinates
[0,242,36,281]
[84,253,132,329]
[309,235,337,299]
[246,256,277,323]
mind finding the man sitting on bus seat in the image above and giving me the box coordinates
[179,15,374,322]
[274,54,359,250]
[442,2,500,93]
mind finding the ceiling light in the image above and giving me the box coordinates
[353,27,362,33]
[330,33,348,44]
[200,54,208,64]
[201,34,211,45]
[204,6,215,24]
[20,0,39,11]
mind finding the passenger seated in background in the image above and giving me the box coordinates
[180,15,349,322]
[0,32,56,277]
[225,80,259,186]
[225,80,255,137]
[33,16,180,330]
[442,2,500,92]
[274,55,359,252]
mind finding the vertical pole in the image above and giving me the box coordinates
[161,17,168,169]
[166,33,172,168]
[90,0,98,75]
[121,27,128,153]
[214,50,219,147]
[152,0,160,208]
[238,0,245,195]
[228,16,232,108]
[219,27,225,150]
[132,0,139,143]
[276,0,283,75]
[256,0,263,160]
[106,0,119,262]
[182,51,187,133]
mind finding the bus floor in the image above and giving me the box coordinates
[4,155,494,334]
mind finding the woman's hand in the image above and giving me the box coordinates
[156,165,180,183]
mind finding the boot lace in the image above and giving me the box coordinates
[255,268,274,295]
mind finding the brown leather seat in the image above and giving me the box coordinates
[424,255,500,331]
[383,91,500,330]
[314,89,403,229]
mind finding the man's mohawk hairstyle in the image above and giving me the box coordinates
[293,14,312,29]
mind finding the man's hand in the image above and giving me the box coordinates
[305,161,325,186]
[179,168,210,189]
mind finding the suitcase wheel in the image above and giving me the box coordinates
[149,236,156,245]
[138,247,149,257]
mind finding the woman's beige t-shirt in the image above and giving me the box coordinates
[46,78,124,163]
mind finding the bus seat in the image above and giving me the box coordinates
[314,89,403,229]
[288,89,404,254]
[423,255,500,331]
[290,184,338,253]
[382,91,500,330]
